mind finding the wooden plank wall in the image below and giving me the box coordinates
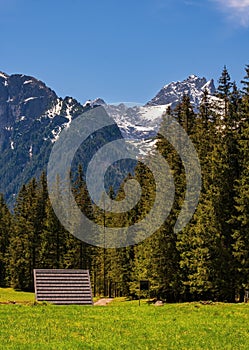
[34,269,93,305]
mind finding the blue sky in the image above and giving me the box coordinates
[0,0,248,104]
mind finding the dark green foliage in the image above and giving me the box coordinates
[241,64,249,95]
[0,194,12,287]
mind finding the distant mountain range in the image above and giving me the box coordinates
[0,71,215,205]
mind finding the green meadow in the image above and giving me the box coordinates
[0,289,249,349]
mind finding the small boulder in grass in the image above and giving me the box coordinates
[154,300,164,306]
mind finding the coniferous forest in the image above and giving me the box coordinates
[1,65,249,302]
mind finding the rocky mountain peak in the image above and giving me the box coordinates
[146,75,216,109]
[0,72,57,128]
[83,98,106,108]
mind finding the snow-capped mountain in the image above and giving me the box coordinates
[147,75,215,109]
[90,75,216,143]
[0,71,215,205]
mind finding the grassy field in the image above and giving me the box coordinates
[0,289,249,349]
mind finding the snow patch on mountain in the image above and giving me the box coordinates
[47,99,63,118]
[104,104,169,140]
[24,97,38,103]
[18,116,26,122]
[0,72,9,79]
[23,80,33,85]
[29,145,33,159]
[42,97,86,142]
[51,126,62,142]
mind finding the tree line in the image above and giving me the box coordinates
[0,65,249,302]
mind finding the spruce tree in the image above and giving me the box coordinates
[241,64,249,95]
[217,65,232,98]
[216,65,233,117]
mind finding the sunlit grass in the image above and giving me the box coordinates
[0,288,249,349]
[0,288,34,304]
